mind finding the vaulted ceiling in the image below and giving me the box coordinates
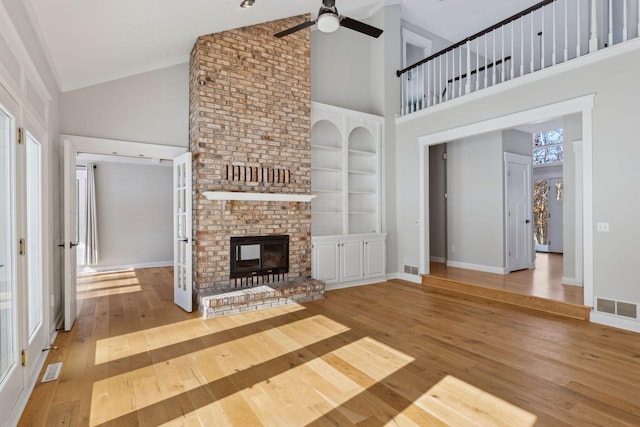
[23,0,541,92]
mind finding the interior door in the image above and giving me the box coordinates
[548,177,564,253]
[63,140,78,331]
[173,152,192,312]
[505,153,533,272]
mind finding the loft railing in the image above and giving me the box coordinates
[398,0,640,115]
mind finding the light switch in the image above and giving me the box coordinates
[596,222,609,232]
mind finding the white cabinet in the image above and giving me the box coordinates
[311,102,383,236]
[312,234,386,286]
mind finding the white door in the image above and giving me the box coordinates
[0,97,25,426]
[63,140,78,331]
[505,153,533,272]
[173,152,192,312]
[548,177,564,253]
[312,240,340,284]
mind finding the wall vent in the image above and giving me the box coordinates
[596,298,616,314]
[596,297,638,320]
[404,265,419,275]
[616,301,637,319]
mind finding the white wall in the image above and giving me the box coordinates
[447,131,504,269]
[311,5,402,274]
[396,40,640,307]
[92,162,173,269]
[60,63,189,147]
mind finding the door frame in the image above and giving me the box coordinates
[417,94,594,307]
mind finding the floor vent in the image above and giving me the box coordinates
[41,362,62,382]
[597,297,638,319]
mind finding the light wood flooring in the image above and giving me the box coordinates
[19,267,640,426]
[428,253,583,305]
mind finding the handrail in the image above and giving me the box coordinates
[396,0,554,77]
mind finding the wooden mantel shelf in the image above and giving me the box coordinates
[202,191,316,202]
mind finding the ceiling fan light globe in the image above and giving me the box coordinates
[317,13,339,33]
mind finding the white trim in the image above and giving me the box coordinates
[591,312,640,333]
[446,260,508,275]
[415,94,594,310]
[561,276,582,286]
[387,272,423,284]
[79,260,173,273]
[324,276,390,291]
[203,191,316,202]
[419,143,429,274]
[5,348,49,427]
[60,134,187,160]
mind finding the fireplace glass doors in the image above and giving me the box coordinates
[230,235,289,279]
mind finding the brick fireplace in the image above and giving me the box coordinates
[189,15,323,316]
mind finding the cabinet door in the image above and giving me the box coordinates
[340,240,364,281]
[364,238,386,278]
[312,240,340,284]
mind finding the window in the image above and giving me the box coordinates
[533,128,563,165]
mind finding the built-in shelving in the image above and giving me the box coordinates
[310,102,383,237]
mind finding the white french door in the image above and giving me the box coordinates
[173,152,192,312]
[0,91,23,427]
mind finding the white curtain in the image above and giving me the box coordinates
[85,164,99,265]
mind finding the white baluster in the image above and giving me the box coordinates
[433,60,437,106]
[401,72,405,115]
[501,26,505,82]
[510,22,515,80]
[420,64,424,110]
[622,0,628,42]
[466,40,472,94]
[413,68,417,112]
[608,0,614,46]
[451,48,455,99]
[577,0,582,57]
[541,7,546,69]
[531,12,535,72]
[476,38,480,91]
[589,0,599,52]
[458,46,463,97]
[492,31,497,85]
[484,34,488,88]
[520,17,525,76]
[564,0,569,61]
[438,56,442,104]
[552,1,557,65]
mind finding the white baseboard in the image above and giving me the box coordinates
[446,260,507,275]
[430,256,445,263]
[50,309,63,341]
[324,275,389,291]
[387,272,422,284]
[80,260,173,273]
[561,276,583,286]
[590,312,640,333]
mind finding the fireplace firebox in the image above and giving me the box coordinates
[230,235,289,279]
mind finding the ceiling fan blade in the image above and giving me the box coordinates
[339,16,383,38]
[274,20,315,38]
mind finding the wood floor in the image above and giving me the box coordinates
[428,253,583,305]
[19,267,640,426]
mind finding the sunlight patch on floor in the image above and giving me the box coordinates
[88,314,349,426]
[77,284,142,300]
[410,375,537,426]
[77,277,140,292]
[94,304,307,365]
[158,337,415,427]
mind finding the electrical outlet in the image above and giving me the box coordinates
[596,222,609,232]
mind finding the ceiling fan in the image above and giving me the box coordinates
[274,0,383,39]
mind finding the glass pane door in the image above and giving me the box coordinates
[0,105,16,391]
[26,134,42,342]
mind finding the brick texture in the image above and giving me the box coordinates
[189,15,312,292]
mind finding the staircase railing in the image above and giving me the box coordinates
[398,0,640,116]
